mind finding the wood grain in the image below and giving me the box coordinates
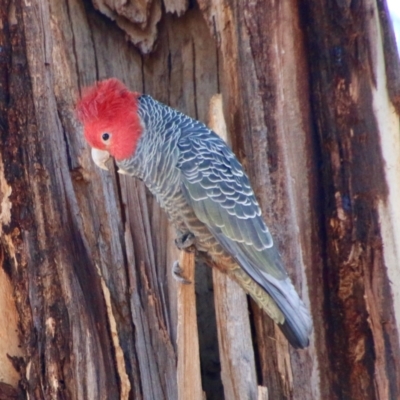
[0,0,399,399]
[176,250,203,400]
[91,0,161,53]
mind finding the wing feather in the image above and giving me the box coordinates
[176,127,285,280]
[177,133,312,348]
[137,95,311,347]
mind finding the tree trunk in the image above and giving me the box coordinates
[0,0,399,399]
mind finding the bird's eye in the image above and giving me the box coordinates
[102,132,111,142]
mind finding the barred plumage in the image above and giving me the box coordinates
[117,95,311,348]
[77,79,312,349]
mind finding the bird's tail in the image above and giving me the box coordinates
[268,278,312,348]
[260,274,312,349]
[230,268,312,349]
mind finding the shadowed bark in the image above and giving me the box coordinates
[0,0,399,399]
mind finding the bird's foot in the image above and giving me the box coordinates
[172,260,192,285]
[175,232,196,253]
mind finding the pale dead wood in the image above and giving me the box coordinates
[258,386,268,400]
[0,267,23,389]
[208,94,230,144]
[176,250,203,400]
[212,268,258,400]
[0,159,21,389]
[376,0,400,113]
[163,0,188,16]
[208,94,258,399]
[365,3,400,397]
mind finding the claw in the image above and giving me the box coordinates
[172,261,191,285]
[175,232,196,252]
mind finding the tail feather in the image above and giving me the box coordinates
[279,319,309,349]
[263,275,312,349]
[205,226,312,348]
[229,267,312,348]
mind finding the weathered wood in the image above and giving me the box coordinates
[258,386,268,400]
[376,0,400,113]
[0,266,23,388]
[302,0,400,398]
[163,0,188,16]
[212,269,258,400]
[197,0,318,398]
[176,250,203,400]
[0,0,399,398]
[91,0,161,53]
[0,0,217,398]
[95,262,131,400]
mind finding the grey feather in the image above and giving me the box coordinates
[174,117,311,347]
[117,94,312,348]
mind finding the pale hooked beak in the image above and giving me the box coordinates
[91,148,110,170]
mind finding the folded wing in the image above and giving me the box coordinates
[177,126,311,348]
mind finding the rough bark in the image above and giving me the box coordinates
[0,0,399,399]
[302,0,400,398]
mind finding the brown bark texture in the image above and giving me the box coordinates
[0,0,399,399]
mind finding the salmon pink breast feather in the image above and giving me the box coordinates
[76,78,312,349]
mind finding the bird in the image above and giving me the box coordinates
[76,78,312,348]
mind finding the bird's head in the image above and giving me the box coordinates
[76,78,142,169]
